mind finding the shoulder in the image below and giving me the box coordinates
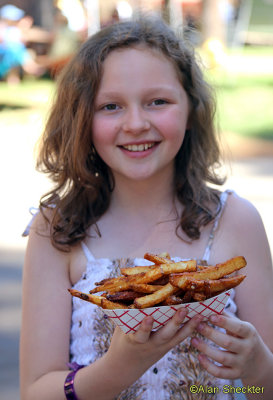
[211,190,271,264]
[224,191,270,256]
[222,191,265,235]
[25,207,53,237]
[219,191,272,294]
[25,209,71,281]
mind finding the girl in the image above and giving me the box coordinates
[20,16,273,400]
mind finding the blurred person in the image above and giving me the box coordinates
[20,15,273,400]
[37,9,81,78]
[0,4,44,83]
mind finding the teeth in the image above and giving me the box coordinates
[123,143,155,152]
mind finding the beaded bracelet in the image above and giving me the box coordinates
[64,362,84,400]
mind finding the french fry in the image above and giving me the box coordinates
[192,292,207,302]
[158,252,171,260]
[120,252,170,276]
[68,288,127,309]
[170,256,246,290]
[90,260,196,294]
[68,288,103,306]
[128,283,164,293]
[182,290,194,303]
[144,253,170,264]
[160,260,197,274]
[101,298,128,309]
[120,265,157,276]
[184,275,246,293]
[89,269,164,294]
[150,276,169,285]
[68,254,247,312]
[94,277,111,286]
[106,290,143,302]
[122,259,196,277]
[134,283,178,309]
[197,265,211,271]
[161,294,184,305]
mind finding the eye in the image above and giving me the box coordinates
[103,103,119,111]
[150,99,168,106]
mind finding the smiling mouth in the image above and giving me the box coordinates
[120,142,156,152]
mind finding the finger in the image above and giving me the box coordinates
[153,308,189,343]
[132,316,154,344]
[196,322,242,353]
[157,312,204,348]
[173,313,204,343]
[191,336,237,368]
[221,312,239,337]
[198,353,239,380]
[209,314,253,339]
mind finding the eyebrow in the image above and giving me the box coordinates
[96,86,177,99]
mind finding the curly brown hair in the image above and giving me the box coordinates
[37,15,225,251]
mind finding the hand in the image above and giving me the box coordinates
[131,308,203,352]
[191,312,268,382]
[105,309,203,385]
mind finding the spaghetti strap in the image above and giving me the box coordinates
[22,204,56,237]
[22,207,40,237]
[81,242,96,262]
[202,190,232,264]
[23,207,96,265]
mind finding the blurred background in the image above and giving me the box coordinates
[0,1,272,399]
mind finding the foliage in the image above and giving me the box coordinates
[204,48,273,141]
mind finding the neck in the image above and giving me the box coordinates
[109,167,178,221]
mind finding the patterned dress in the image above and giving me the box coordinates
[70,191,237,399]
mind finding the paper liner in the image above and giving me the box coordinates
[103,290,231,334]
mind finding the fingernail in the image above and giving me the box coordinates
[210,315,219,323]
[197,322,205,331]
[178,308,187,319]
[191,337,199,346]
[192,315,203,325]
[144,316,154,327]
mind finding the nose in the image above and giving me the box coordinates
[122,105,150,134]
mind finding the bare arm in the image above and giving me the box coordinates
[20,213,202,400]
[20,213,72,399]
[233,197,273,397]
[191,195,273,399]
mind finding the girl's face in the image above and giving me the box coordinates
[92,45,190,183]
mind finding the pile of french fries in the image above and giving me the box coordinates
[68,253,246,310]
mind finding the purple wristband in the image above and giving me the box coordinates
[64,362,84,400]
